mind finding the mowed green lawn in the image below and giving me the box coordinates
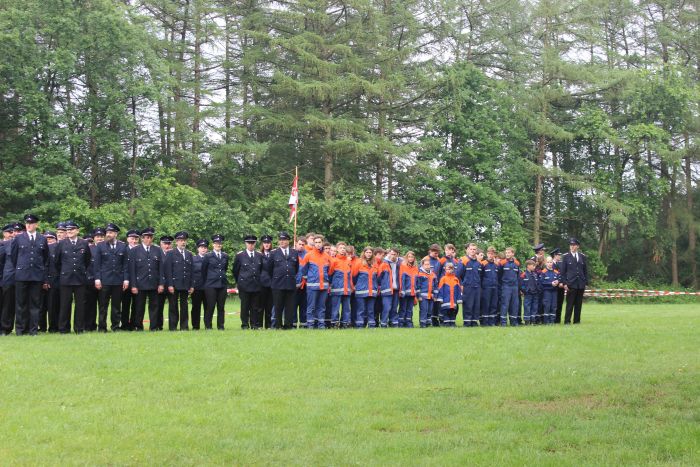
[1,303,698,466]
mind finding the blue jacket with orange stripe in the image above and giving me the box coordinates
[480,259,499,288]
[376,259,396,296]
[436,272,463,309]
[329,254,353,296]
[352,260,378,298]
[301,247,330,291]
[498,258,521,287]
[438,256,459,280]
[399,262,420,297]
[416,267,438,300]
[458,256,482,289]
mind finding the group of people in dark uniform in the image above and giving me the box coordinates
[0,213,588,335]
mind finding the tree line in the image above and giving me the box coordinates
[0,0,697,286]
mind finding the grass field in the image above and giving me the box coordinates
[1,303,698,465]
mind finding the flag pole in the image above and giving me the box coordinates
[293,166,298,245]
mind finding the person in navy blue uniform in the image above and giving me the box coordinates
[0,226,8,332]
[55,222,67,242]
[154,235,173,330]
[559,238,588,324]
[164,231,194,331]
[190,239,209,330]
[259,234,274,329]
[83,230,101,331]
[529,243,546,324]
[11,214,49,336]
[56,221,92,334]
[0,224,18,335]
[267,231,299,329]
[549,248,565,324]
[45,230,61,332]
[93,223,129,332]
[120,229,140,330]
[38,231,58,332]
[232,234,263,329]
[202,234,229,330]
[129,227,165,331]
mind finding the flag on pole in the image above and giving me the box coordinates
[289,175,298,223]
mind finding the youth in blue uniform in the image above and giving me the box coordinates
[521,260,541,324]
[539,256,560,325]
[459,243,482,327]
[498,247,521,326]
[480,247,499,326]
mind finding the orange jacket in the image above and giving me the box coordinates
[329,254,353,295]
[399,262,419,297]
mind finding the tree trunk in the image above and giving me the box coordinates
[668,165,679,284]
[87,76,99,208]
[130,96,138,212]
[685,134,696,287]
[533,134,546,244]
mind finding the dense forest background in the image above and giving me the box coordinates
[0,0,697,286]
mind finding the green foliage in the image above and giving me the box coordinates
[0,0,697,288]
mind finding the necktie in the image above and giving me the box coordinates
[249,252,253,259]
[217,252,221,260]
[180,249,185,259]
[146,246,150,254]
[284,249,288,258]
[30,234,35,244]
[112,243,115,251]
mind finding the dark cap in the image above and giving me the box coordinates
[43,231,56,239]
[141,227,155,236]
[278,231,291,240]
[64,220,79,229]
[105,223,120,233]
[83,234,94,241]
[126,229,140,238]
[261,234,273,243]
[196,238,209,248]
[174,231,189,240]
[56,222,67,231]
[568,237,580,245]
[159,235,173,244]
[2,224,14,233]
[212,234,224,243]
[244,234,257,243]
[533,243,545,252]
[23,213,39,223]
[548,248,561,256]
[93,227,106,237]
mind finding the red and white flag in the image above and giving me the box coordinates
[288,175,298,223]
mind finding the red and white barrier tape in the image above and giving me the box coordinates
[585,289,700,297]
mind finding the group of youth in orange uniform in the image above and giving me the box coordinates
[293,233,587,330]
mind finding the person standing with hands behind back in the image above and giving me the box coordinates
[559,238,588,324]
[202,234,229,330]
